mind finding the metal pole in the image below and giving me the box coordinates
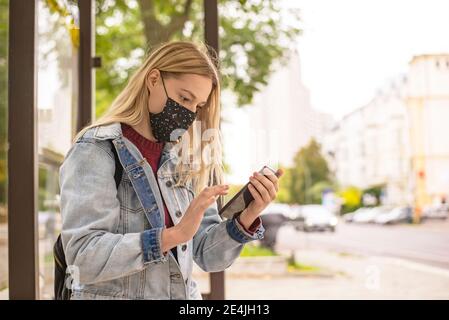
[204,0,225,300]
[8,0,39,300]
[77,0,95,131]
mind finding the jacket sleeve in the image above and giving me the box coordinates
[59,140,168,285]
[192,200,265,272]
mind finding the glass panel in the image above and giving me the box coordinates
[0,0,8,300]
[37,0,79,299]
[94,0,213,296]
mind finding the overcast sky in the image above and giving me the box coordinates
[283,0,449,119]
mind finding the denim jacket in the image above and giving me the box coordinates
[59,122,264,300]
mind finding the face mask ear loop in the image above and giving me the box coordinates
[160,73,169,99]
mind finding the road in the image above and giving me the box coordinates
[276,218,449,269]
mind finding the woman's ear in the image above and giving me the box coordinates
[146,69,161,90]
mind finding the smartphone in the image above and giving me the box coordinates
[219,165,279,219]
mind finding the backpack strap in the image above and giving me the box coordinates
[110,139,123,189]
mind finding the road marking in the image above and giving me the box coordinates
[371,256,449,278]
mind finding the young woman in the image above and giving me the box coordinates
[59,41,283,300]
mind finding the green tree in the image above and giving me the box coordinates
[276,165,292,203]
[362,184,384,206]
[289,139,333,204]
[306,180,335,205]
[93,0,301,116]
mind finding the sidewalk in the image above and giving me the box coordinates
[193,248,449,299]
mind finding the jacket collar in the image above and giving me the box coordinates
[93,122,122,140]
[92,122,177,156]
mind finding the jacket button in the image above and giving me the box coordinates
[165,180,173,188]
[175,210,182,218]
[181,244,187,251]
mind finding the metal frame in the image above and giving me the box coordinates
[203,0,225,300]
[77,0,95,131]
[7,0,39,300]
[7,0,93,300]
[6,0,222,300]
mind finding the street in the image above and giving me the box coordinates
[206,218,449,299]
[276,218,449,270]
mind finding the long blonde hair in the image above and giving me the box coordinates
[74,41,224,194]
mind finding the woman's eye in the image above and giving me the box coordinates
[180,95,190,103]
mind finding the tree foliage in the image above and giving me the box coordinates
[94,0,301,115]
[289,139,333,204]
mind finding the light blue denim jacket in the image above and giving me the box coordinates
[59,122,264,300]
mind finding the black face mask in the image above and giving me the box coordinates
[149,74,197,142]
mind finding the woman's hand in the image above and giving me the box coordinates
[161,184,229,252]
[238,168,284,230]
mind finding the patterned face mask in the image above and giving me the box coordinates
[149,74,197,142]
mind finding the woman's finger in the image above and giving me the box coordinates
[200,185,229,198]
[253,172,277,200]
[249,176,271,203]
[247,183,263,203]
[261,169,279,192]
[275,168,284,178]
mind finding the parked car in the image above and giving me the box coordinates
[352,206,392,224]
[288,205,305,230]
[259,203,291,249]
[261,203,293,218]
[297,205,338,232]
[344,207,371,223]
[374,206,413,225]
[422,204,448,220]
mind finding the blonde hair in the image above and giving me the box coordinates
[74,41,224,194]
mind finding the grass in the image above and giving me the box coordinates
[286,253,321,272]
[287,261,321,272]
[338,251,354,257]
[240,245,278,257]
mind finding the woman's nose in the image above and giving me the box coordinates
[186,105,197,113]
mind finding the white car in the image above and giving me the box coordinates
[261,202,293,219]
[299,205,338,232]
[352,206,392,224]
[422,204,448,220]
[344,207,371,223]
[374,207,413,225]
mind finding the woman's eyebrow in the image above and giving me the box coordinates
[181,88,207,104]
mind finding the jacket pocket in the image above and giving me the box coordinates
[119,179,150,232]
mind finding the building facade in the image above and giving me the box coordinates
[323,54,449,211]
